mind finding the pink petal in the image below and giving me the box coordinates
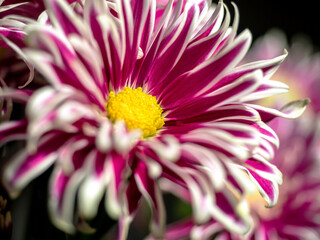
[0,120,27,145]
[134,160,165,237]
[3,133,70,197]
[249,99,310,122]
[246,169,279,207]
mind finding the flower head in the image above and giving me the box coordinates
[0,1,308,239]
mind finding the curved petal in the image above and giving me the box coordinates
[0,120,27,146]
[3,132,69,198]
[248,99,310,122]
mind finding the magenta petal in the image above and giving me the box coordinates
[162,218,194,240]
[3,132,70,196]
[134,160,165,237]
[249,99,310,122]
[49,167,85,233]
[118,0,150,89]
[111,153,128,199]
[133,0,181,87]
[4,149,56,197]
[159,218,223,240]
[247,170,277,206]
[25,29,105,108]
[0,28,26,48]
[191,1,224,41]
[0,120,27,145]
[246,159,274,173]
[0,0,49,20]
[130,1,155,86]
[84,0,113,93]
[125,175,141,214]
[51,169,70,212]
[83,0,122,92]
[253,121,279,148]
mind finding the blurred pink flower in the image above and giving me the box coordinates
[187,29,320,240]
[0,2,308,239]
[214,117,320,240]
[243,29,320,240]
[246,29,320,112]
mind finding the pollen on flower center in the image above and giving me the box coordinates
[106,87,164,138]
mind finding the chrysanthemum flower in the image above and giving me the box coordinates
[0,1,308,239]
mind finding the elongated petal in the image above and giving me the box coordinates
[0,120,27,145]
[3,133,69,197]
[245,169,279,207]
[78,152,111,219]
[249,99,310,122]
[49,167,86,233]
[134,160,165,238]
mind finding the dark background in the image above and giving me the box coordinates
[229,1,320,49]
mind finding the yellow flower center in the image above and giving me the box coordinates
[106,87,164,138]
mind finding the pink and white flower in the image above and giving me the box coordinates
[0,2,308,239]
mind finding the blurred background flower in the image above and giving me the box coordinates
[210,29,320,240]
